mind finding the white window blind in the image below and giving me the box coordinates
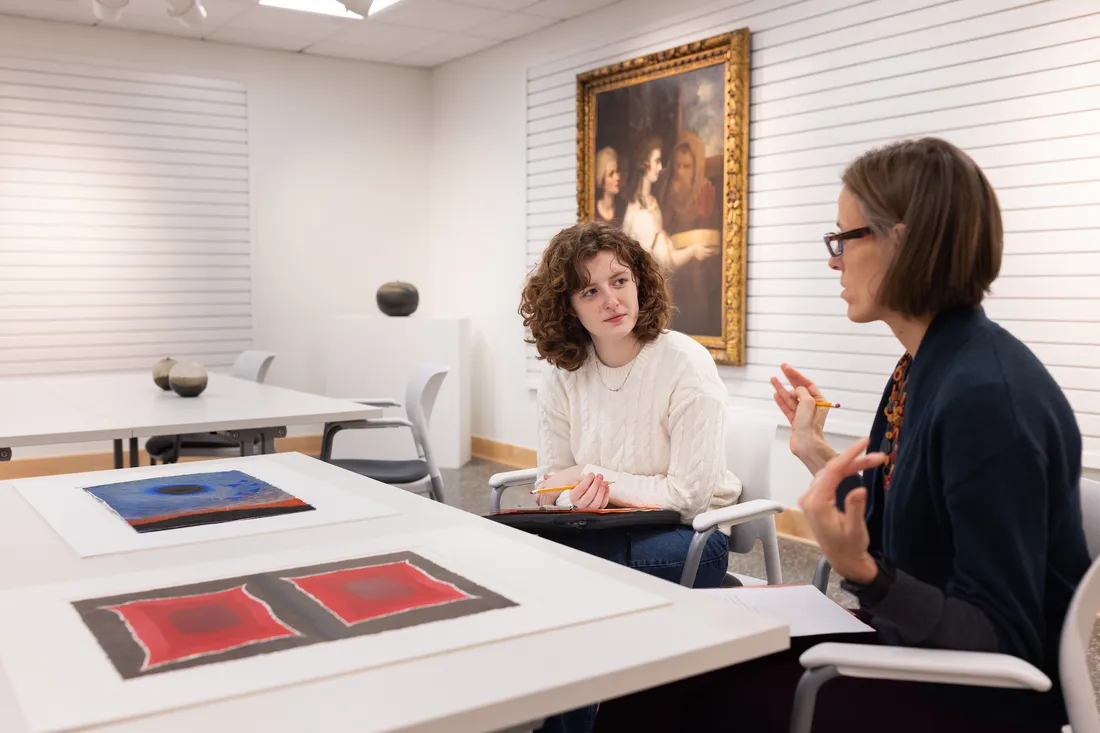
[0,52,252,377]
[523,0,1100,468]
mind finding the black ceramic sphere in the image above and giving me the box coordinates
[168,362,208,398]
[376,281,419,317]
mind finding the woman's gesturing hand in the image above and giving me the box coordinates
[771,363,837,475]
[798,437,887,584]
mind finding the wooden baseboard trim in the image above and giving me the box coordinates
[471,436,537,469]
[0,434,323,481]
[775,507,817,546]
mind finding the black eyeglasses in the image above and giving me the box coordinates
[823,227,873,257]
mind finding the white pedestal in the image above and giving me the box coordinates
[323,315,471,469]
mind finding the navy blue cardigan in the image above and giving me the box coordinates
[839,306,1090,725]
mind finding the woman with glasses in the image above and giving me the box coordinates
[590,137,1089,733]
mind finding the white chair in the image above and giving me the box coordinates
[488,406,785,588]
[231,349,276,383]
[320,363,448,503]
[682,407,785,587]
[147,350,277,464]
[789,477,1100,733]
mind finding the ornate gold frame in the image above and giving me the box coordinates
[576,29,750,365]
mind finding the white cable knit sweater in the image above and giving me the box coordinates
[536,330,742,525]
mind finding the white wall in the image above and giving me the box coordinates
[0,53,254,380]
[429,0,1100,504]
[0,14,432,456]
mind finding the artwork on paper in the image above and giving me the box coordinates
[71,551,517,679]
[576,29,750,364]
[82,470,315,533]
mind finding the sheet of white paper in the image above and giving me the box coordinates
[12,456,399,558]
[702,585,873,637]
[0,525,669,733]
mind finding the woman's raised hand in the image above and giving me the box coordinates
[770,363,837,475]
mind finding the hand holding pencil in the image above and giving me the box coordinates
[536,467,611,510]
[771,363,839,470]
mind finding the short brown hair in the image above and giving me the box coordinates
[519,221,670,371]
[843,137,1003,318]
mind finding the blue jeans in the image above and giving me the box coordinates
[536,527,730,733]
[544,525,730,588]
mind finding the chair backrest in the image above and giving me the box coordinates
[1080,477,1100,560]
[403,363,449,455]
[1058,477,1100,733]
[232,350,276,383]
[724,407,778,556]
[1060,554,1100,733]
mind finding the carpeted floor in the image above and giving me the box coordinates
[442,457,1100,707]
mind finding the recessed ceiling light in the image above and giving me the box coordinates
[258,0,363,19]
[365,0,405,15]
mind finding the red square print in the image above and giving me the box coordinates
[104,586,301,672]
[285,561,472,626]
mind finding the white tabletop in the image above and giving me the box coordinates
[0,373,381,449]
[0,453,789,733]
[0,389,132,449]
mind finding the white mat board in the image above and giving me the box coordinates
[0,525,668,733]
[13,457,399,558]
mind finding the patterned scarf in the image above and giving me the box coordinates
[881,353,913,491]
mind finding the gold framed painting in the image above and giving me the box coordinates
[576,29,750,365]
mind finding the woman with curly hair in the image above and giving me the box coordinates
[518,220,741,589]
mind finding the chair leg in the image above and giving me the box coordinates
[789,666,839,733]
[320,422,351,462]
[679,527,717,588]
[428,472,446,504]
[761,521,783,585]
[812,557,832,594]
[490,486,506,513]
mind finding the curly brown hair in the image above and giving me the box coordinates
[519,221,670,371]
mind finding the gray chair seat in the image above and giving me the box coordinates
[329,458,429,485]
[320,363,449,504]
[146,433,241,461]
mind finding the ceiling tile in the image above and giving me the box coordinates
[204,23,317,50]
[223,3,348,36]
[467,11,555,40]
[0,0,96,24]
[101,12,196,36]
[302,38,407,62]
[393,31,497,66]
[321,18,446,50]
[445,0,538,10]
[370,0,504,33]
[522,0,617,20]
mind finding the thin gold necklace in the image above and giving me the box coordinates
[596,359,635,392]
[594,343,642,392]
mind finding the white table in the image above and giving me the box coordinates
[0,452,789,733]
[0,372,382,466]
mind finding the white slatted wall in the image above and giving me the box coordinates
[0,53,252,378]
[524,0,1100,468]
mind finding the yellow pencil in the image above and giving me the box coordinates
[530,481,614,495]
[815,401,841,408]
